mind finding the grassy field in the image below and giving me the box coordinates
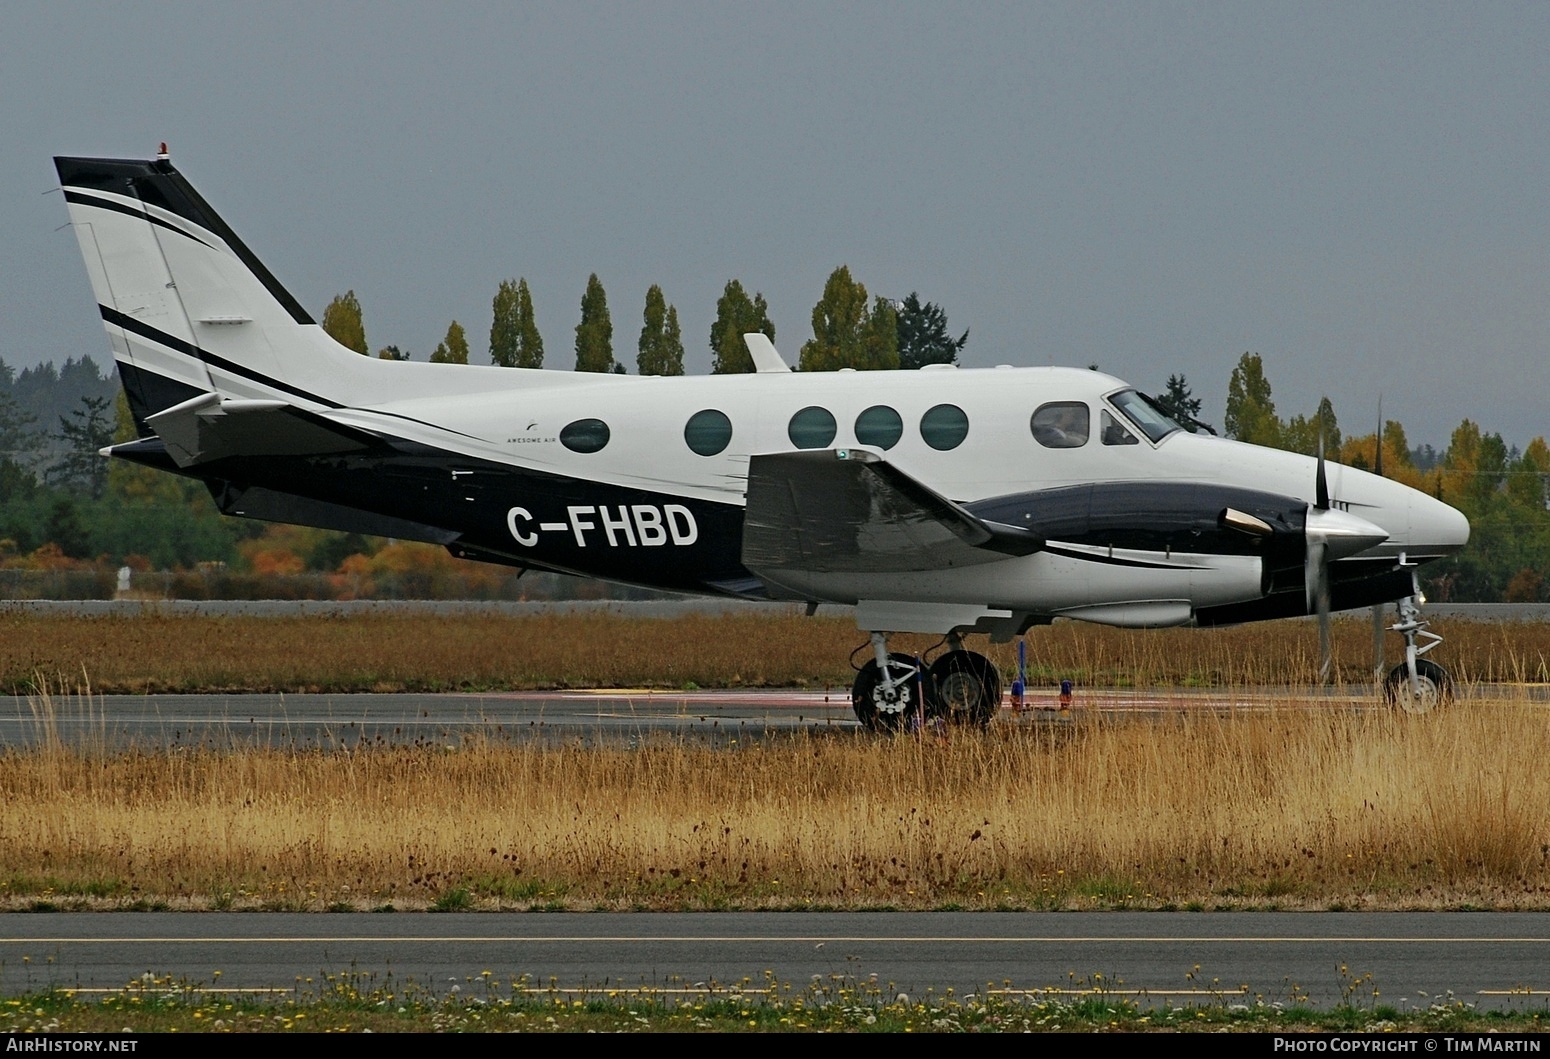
[1,971,1540,1033]
[3,687,1548,912]
[1,610,1547,693]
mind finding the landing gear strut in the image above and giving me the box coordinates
[851,633,925,732]
[1384,564,1450,714]
[851,632,1002,731]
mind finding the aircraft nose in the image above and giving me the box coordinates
[1411,492,1471,556]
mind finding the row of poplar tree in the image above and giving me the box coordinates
[318,267,970,376]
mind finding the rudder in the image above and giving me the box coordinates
[55,154,350,434]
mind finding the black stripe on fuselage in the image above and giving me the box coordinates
[63,189,215,249]
[100,304,345,409]
[200,440,755,597]
[1195,565,1412,626]
[116,361,208,437]
[100,308,486,443]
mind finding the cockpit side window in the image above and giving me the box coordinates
[1031,402,1089,448]
[1108,389,1181,444]
[1100,409,1139,446]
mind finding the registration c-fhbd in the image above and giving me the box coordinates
[507,504,699,548]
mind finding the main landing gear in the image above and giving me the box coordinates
[851,632,1002,732]
[1383,565,1451,715]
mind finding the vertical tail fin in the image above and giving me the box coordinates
[54,155,352,435]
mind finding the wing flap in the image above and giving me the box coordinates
[742,449,1041,574]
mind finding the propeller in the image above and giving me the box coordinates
[1371,399,1386,678]
[1304,426,1392,685]
[1307,433,1333,683]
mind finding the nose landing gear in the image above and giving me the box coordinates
[1384,564,1450,714]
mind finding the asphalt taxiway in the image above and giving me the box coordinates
[2,684,1543,750]
[3,912,1550,1009]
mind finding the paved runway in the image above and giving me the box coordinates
[2,684,1542,750]
[3,912,1549,1010]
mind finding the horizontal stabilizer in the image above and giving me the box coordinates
[144,393,380,467]
[742,449,1041,574]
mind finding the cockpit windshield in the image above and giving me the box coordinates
[1108,389,1183,444]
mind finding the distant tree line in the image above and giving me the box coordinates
[319,265,968,376]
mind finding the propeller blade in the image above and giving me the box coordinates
[1315,433,1329,510]
[1305,538,1325,614]
[1305,537,1333,684]
[1374,396,1384,478]
[1316,556,1332,685]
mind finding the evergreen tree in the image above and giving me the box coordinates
[376,345,410,361]
[575,274,614,372]
[1224,352,1280,446]
[1315,396,1341,456]
[46,394,113,499]
[664,306,683,375]
[709,280,776,374]
[1508,436,1550,513]
[798,266,899,371]
[490,278,546,368]
[513,279,544,368]
[1158,373,1203,423]
[322,290,368,355]
[1383,421,1413,470]
[490,279,521,367]
[1283,397,1342,457]
[895,292,968,369]
[0,390,40,477]
[429,321,470,364]
[637,285,685,376]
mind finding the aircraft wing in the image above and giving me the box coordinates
[140,392,381,468]
[742,449,1041,574]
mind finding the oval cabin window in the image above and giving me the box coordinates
[788,406,837,449]
[854,405,904,450]
[919,404,969,451]
[560,418,611,453]
[684,409,733,456]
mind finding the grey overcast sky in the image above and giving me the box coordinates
[4,2,1547,448]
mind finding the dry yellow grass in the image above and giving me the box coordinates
[4,690,1549,911]
[0,611,1546,692]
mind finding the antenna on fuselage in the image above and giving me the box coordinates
[1374,395,1384,478]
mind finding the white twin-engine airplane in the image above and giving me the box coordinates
[54,151,1470,726]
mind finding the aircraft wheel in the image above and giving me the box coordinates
[852,653,924,732]
[1383,659,1451,715]
[928,650,1002,727]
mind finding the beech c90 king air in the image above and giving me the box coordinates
[53,151,1471,726]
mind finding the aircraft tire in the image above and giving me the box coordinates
[928,651,1002,728]
[1383,659,1451,714]
[852,653,924,732]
